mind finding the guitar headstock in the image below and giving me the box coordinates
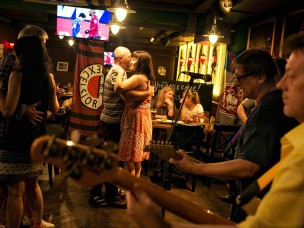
[144,141,178,160]
[30,135,119,188]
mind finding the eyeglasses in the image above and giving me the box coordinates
[233,72,257,83]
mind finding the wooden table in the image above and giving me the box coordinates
[152,120,215,133]
[152,119,215,156]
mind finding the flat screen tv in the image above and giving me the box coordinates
[56,5,111,41]
[104,51,114,66]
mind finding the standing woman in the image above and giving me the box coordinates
[114,50,155,178]
[0,36,59,228]
[151,85,175,119]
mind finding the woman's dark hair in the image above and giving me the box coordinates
[131,50,156,86]
[14,35,50,77]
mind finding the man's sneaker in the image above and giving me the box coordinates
[22,216,55,228]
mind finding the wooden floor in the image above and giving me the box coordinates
[1,165,231,227]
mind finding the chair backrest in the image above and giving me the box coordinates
[173,123,205,156]
[210,124,241,160]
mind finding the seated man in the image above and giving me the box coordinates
[126,31,304,228]
[127,46,299,225]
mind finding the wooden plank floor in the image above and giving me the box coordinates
[1,165,231,227]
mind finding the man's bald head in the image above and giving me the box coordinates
[18,25,48,43]
[113,46,132,70]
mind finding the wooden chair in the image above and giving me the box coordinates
[210,124,241,161]
[172,123,205,192]
[203,124,241,188]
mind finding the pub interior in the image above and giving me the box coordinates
[0,0,303,227]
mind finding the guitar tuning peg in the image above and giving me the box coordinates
[102,141,118,152]
[43,135,56,158]
[54,162,83,187]
[62,146,79,163]
[70,130,81,144]
[86,134,103,148]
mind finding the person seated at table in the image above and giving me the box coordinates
[151,85,175,120]
[146,47,298,223]
[125,31,304,228]
[180,90,204,123]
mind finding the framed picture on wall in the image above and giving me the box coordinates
[157,66,167,76]
[280,10,304,56]
[57,61,69,72]
[247,18,276,55]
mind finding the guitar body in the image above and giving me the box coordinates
[31,135,234,225]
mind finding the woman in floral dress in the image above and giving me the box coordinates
[114,50,156,178]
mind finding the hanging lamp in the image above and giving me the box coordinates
[203,16,224,44]
[106,0,135,22]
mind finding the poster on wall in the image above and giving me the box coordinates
[154,79,213,112]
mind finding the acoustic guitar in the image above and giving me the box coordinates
[30,135,234,225]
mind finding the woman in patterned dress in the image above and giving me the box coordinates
[114,50,156,178]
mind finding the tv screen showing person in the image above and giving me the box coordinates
[56,5,110,41]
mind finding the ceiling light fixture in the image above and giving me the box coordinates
[203,16,224,45]
[106,0,136,22]
[68,39,74,46]
[108,16,126,35]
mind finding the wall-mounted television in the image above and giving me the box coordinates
[56,5,111,41]
[104,51,114,66]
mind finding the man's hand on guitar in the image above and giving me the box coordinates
[25,101,44,126]
[169,150,196,174]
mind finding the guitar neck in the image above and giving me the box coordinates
[31,135,234,225]
[114,168,234,225]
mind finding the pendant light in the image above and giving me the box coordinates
[108,16,126,35]
[106,0,135,22]
[203,16,224,45]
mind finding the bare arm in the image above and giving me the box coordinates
[237,104,248,123]
[165,98,174,118]
[123,81,154,101]
[48,74,60,115]
[114,69,141,94]
[169,150,260,180]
